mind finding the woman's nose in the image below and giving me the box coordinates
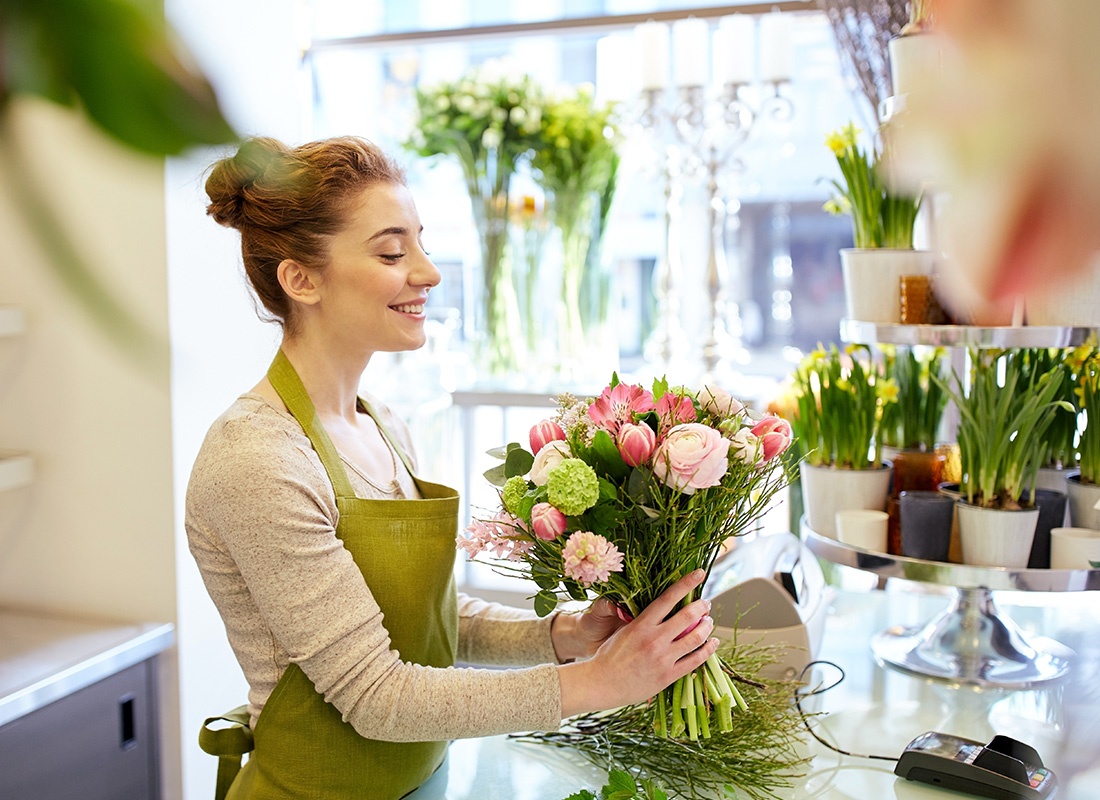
[412,249,441,288]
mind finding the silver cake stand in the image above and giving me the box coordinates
[803,525,1099,688]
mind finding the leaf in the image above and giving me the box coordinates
[5,0,238,155]
[591,429,630,479]
[600,769,643,800]
[533,590,559,617]
[564,579,589,602]
[562,793,597,800]
[504,447,535,478]
[482,463,508,487]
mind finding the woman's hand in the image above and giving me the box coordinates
[556,570,718,718]
[550,597,628,663]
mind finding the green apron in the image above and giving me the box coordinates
[202,350,460,800]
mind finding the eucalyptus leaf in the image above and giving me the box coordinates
[591,429,630,479]
[504,447,534,478]
[533,590,559,617]
[483,463,508,487]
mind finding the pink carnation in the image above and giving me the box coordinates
[562,530,624,586]
[653,422,730,495]
[588,383,655,436]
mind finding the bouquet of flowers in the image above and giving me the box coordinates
[458,374,794,740]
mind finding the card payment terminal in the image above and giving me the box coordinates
[895,731,1057,799]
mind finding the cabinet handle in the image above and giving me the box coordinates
[119,695,136,750]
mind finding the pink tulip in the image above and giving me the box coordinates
[617,422,657,467]
[751,415,793,462]
[529,419,566,455]
[531,502,567,540]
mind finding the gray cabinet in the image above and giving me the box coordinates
[0,659,160,800]
[0,610,174,800]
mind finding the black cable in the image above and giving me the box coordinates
[795,660,900,763]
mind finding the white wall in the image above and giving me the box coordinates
[0,96,181,789]
[164,2,305,799]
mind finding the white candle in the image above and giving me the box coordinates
[672,17,710,87]
[596,33,634,103]
[759,11,793,82]
[714,15,755,85]
[634,21,670,91]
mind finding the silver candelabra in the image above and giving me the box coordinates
[637,79,793,377]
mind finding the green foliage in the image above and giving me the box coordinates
[823,122,922,249]
[1067,345,1100,483]
[0,0,238,368]
[878,345,948,450]
[790,343,894,468]
[1,0,236,155]
[934,348,1073,508]
[526,641,810,800]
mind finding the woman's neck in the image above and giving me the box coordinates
[277,336,371,423]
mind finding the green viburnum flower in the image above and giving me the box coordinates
[546,458,599,516]
[501,475,530,515]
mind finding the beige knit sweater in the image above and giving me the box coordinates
[185,393,563,742]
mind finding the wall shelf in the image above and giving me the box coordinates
[0,307,26,338]
[839,319,1098,349]
[0,452,34,492]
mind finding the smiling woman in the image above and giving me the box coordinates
[186,134,722,800]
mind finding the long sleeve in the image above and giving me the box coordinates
[185,395,562,742]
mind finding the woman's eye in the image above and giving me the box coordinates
[380,253,405,263]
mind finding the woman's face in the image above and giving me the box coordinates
[311,181,441,354]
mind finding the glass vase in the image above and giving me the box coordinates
[469,191,523,378]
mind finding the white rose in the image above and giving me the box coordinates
[529,440,572,486]
[728,427,761,466]
[699,385,744,418]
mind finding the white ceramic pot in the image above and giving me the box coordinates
[1025,255,1100,327]
[1065,471,1100,530]
[840,248,935,324]
[799,462,892,539]
[956,502,1038,568]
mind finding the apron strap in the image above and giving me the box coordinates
[267,349,357,498]
[357,395,417,478]
[198,705,254,800]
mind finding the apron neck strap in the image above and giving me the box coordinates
[356,395,418,478]
[267,349,356,499]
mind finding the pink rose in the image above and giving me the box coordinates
[617,422,657,467]
[652,422,730,495]
[529,419,566,455]
[751,415,793,462]
[531,502,567,540]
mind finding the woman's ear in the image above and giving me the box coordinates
[277,259,321,306]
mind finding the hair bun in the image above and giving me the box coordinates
[205,137,294,229]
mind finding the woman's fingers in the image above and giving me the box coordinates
[636,568,706,624]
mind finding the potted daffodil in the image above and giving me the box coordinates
[790,343,897,538]
[823,122,932,324]
[933,349,1073,567]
